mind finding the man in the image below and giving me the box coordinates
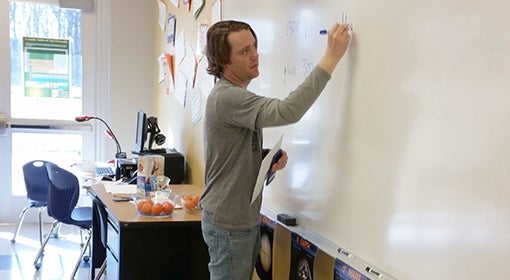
[200,20,351,279]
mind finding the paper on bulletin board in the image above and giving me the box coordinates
[158,53,175,94]
[174,70,187,107]
[158,53,165,83]
[211,0,221,24]
[200,73,215,98]
[169,0,179,8]
[180,44,197,88]
[167,13,176,46]
[196,23,208,62]
[191,86,202,126]
[183,0,191,11]
[193,0,205,19]
[251,134,283,204]
[175,30,185,66]
[157,0,166,31]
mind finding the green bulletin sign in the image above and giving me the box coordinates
[23,37,70,98]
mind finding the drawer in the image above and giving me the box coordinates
[106,217,120,259]
[106,249,119,280]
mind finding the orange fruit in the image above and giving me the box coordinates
[191,195,199,206]
[184,200,192,210]
[137,200,146,211]
[151,203,163,215]
[141,202,152,214]
[162,201,174,214]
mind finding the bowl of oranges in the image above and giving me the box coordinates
[180,194,200,214]
[134,195,175,217]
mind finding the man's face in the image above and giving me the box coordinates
[222,29,259,88]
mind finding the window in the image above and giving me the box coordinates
[10,1,83,119]
[0,0,98,223]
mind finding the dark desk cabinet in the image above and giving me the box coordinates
[90,184,209,280]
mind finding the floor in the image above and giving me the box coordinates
[0,222,98,280]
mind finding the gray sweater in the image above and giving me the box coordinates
[201,66,331,230]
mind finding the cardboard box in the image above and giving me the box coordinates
[136,154,165,195]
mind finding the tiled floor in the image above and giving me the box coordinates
[0,222,96,280]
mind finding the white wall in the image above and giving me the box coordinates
[100,0,155,159]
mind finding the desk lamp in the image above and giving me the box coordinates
[75,115,126,159]
[76,115,131,181]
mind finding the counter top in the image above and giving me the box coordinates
[90,183,203,224]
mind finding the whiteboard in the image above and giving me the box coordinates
[224,0,510,279]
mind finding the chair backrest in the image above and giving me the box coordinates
[92,196,108,246]
[45,163,80,222]
[22,160,55,202]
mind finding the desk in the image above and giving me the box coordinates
[89,183,209,279]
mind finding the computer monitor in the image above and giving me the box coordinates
[134,110,147,154]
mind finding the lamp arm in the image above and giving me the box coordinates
[90,116,126,159]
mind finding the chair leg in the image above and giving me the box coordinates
[79,228,84,246]
[93,260,107,280]
[70,229,91,280]
[37,206,46,245]
[48,223,62,239]
[11,205,31,244]
[33,220,59,270]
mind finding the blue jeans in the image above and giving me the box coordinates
[201,212,261,280]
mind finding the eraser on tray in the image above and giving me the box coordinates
[277,213,296,226]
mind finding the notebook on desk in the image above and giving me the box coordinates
[132,148,177,155]
[102,181,137,194]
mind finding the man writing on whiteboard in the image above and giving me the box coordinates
[200,20,351,279]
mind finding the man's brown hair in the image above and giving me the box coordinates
[206,20,257,79]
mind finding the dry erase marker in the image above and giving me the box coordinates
[319,25,353,35]
[365,266,381,278]
[320,12,353,34]
[338,247,352,257]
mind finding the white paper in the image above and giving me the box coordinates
[169,0,179,7]
[180,44,197,83]
[157,0,166,31]
[167,13,176,46]
[196,23,208,61]
[211,0,221,24]
[193,0,205,19]
[251,135,283,204]
[158,53,166,83]
[174,70,187,107]
[103,181,137,194]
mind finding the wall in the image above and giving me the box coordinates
[223,0,510,279]
[153,0,218,184]
[99,0,155,160]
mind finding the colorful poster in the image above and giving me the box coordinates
[289,232,317,280]
[334,258,370,280]
[255,214,276,279]
[23,37,70,98]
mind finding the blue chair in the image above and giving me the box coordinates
[91,196,108,280]
[33,163,93,279]
[11,160,56,245]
